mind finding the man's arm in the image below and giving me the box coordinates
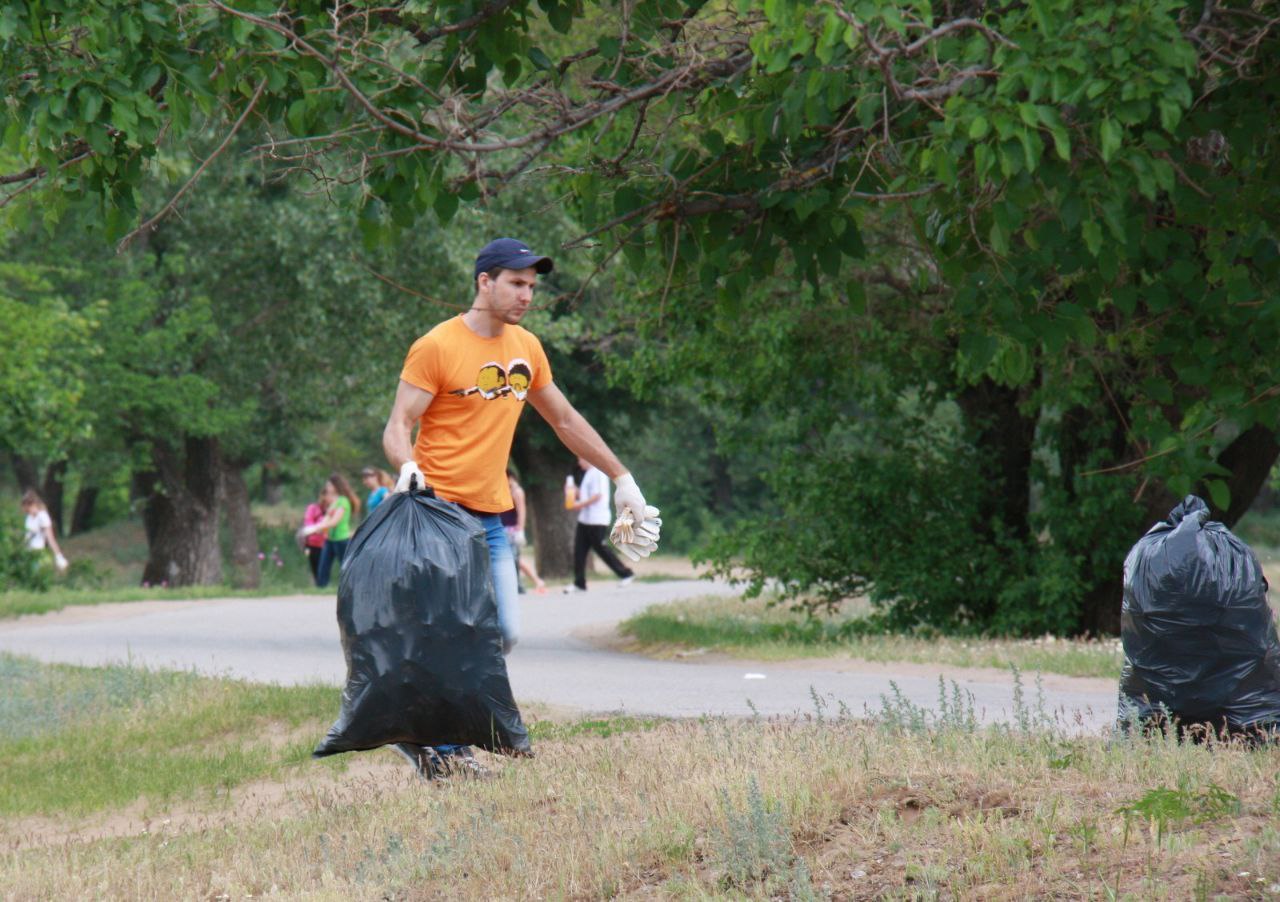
[526,382,627,479]
[383,379,434,470]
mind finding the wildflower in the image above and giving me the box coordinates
[257,552,266,560]
[142,581,150,588]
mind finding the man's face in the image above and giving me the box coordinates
[478,267,538,324]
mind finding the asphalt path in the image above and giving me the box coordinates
[0,579,1118,733]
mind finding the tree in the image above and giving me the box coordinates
[4,1,1278,630]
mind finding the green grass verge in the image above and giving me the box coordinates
[0,655,660,818]
[0,654,340,817]
[620,594,1126,679]
[0,583,333,620]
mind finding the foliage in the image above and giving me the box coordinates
[3,1,1278,628]
[0,527,52,593]
[0,264,98,464]
[1117,782,1242,846]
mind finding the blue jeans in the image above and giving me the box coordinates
[475,513,520,655]
[315,538,349,588]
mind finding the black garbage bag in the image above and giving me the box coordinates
[313,488,530,757]
[1117,495,1280,737]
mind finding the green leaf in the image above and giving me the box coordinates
[1206,479,1231,512]
[968,116,989,140]
[1099,119,1122,163]
[433,190,459,223]
[528,47,553,71]
[79,87,103,123]
[1081,221,1102,257]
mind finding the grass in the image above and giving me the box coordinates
[0,655,661,820]
[0,582,332,620]
[0,654,339,817]
[620,593,1128,679]
[4,657,1280,898]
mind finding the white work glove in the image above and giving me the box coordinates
[612,505,662,561]
[393,460,425,493]
[300,524,321,538]
[512,529,527,548]
[611,472,662,560]
[54,553,69,572]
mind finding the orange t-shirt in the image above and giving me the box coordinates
[399,316,553,512]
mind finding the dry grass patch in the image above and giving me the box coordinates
[5,712,1280,899]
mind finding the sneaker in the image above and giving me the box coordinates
[562,585,585,594]
[394,743,449,781]
[440,749,492,780]
[618,576,635,586]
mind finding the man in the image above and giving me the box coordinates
[565,455,635,593]
[381,237,660,778]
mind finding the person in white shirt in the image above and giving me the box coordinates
[20,489,68,572]
[565,457,635,593]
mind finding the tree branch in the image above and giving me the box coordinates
[117,77,268,252]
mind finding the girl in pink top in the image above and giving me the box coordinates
[301,491,328,584]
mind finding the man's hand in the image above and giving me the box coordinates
[612,473,647,522]
[394,460,425,493]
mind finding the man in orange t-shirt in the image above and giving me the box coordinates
[381,237,661,778]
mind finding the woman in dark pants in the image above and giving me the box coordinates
[564,456,634,593]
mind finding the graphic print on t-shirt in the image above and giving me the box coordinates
[450,358,533,401]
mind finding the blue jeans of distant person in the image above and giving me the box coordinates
[315,538,349,588]
[428,510,519,762]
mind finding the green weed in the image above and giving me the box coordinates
[1117,782,1242,847]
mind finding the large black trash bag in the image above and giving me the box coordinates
[313,488,530,758]
[1117,495,1280,737]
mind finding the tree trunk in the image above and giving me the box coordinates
[512,440,576,580]
[1057,404,1138,637]
[955,379,1036,542]
[70,486,98,535]
[1205,424,1280,527]
[140,437,224,587]
[260,460,284,504]
[41,460,66,536]
[222,460,261,589]
[10,454,38,492]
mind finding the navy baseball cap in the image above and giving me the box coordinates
[474,238,554,279]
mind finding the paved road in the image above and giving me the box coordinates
[0,580,1117,733]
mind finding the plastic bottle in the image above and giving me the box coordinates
[563,475,577,510]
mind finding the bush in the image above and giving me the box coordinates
[0,527,53,592]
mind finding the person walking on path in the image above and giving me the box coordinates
[381,237,661,779]
[302,473,360,588]
[504,469,547,594]
[565,456,635,593]
[20,489,68,573]
[360,467,393,516]
[299,489,329,584]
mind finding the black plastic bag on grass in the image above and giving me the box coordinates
[313,488,530,758]
[1117,495,1280,738]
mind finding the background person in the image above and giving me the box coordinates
[20,489,68,573]
[302,473,360,588]
[504,469,547,594]
[361,466,393,516]
[299,489,329,584]
[565,456,634,593]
